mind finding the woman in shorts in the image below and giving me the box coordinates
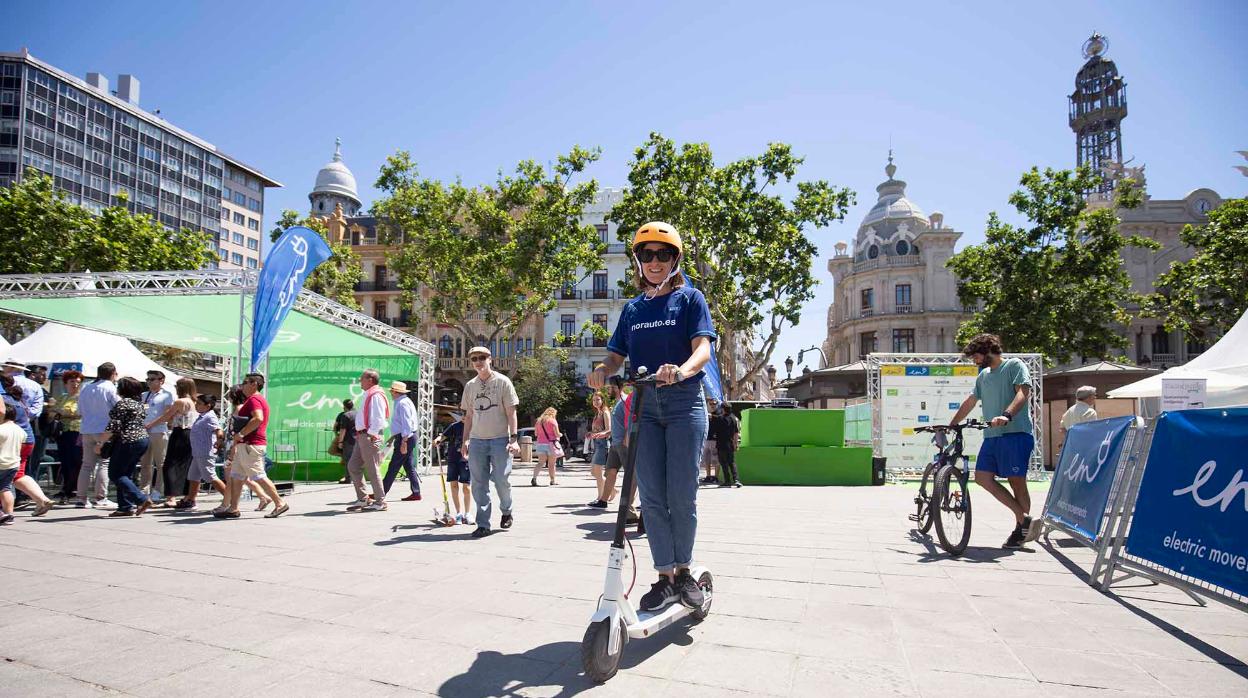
[586,392,613,508]
[531,407,561,487]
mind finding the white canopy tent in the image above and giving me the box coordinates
[1109,308,1248,408]
[6,322,181,382]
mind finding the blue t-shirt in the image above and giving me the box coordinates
[610,394,629,444]
[974,357,1033,438]
[607,286,717,384]
[3,395,34,444]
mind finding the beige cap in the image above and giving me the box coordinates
[389,380,409,393]
[468,346,491,359]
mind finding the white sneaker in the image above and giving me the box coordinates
[456,514,469,525]
[346,499,369,511]
[93,499,116,510]
[365,501,388,512]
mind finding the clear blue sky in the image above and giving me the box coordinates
[6,1,1246,372]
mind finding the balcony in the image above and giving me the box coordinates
[605,243,628,255]
[558,289,581,300]
[589,289,613,300]
[438,356,519,372]
[355,280,399,292]
[852,256,925,273]
[895,304,913,314]
[859,308,873,318]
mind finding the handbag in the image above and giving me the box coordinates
[328,440,343,457]
[99,435,116,459]
[543,421,565,459]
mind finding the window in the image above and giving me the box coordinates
[911,243,920,255]
[233,211,245,225]
[892,329,916,353]
[373,301,387,320]
[895,239,909,256]
[246,238,258,251]
[117,136,133,152]
[231,252,243,265]
[439,334,453,358]
[868,244,879,259]
[232,232,244,245]
[859,332,877,358]
[247,217,259,231]
[114,160,132,176]
[595,223,609,244]
[221,207,229,220]
[230,169,246,184]
[895,284,912,309]
[860,288,874,311]
[560,314,576,340]
[184,188,201,204]
[233,191,246,206]
[1151,330,1171,356]
[592,314,608,346]
[247,196,261,211]
[247,258,258,269]
[592,271,608,298]
[159,178,180,195]
[223,186,233,199]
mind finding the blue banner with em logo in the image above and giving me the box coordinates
[1047,415,1135,542]
[1126,409,1248,598]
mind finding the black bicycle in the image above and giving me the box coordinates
[908,420,988,556]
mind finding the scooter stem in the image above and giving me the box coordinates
[612,377,650,550]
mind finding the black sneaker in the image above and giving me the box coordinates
[500,513,513,529]
[675,570,706,608]
[639,576,678,612]
[471,527,491,538]
[733,480,743,488]
[588,499,608,508]
[1003,529,1025,549]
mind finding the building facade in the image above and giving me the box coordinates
[0,50,279,270]
[821,156,969,367]
[544,187,632,378]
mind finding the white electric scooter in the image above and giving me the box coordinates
[581,369,714,683]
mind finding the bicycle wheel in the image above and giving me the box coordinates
[914,461,937,534]
[932,465,972,556]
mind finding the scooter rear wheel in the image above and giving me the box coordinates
[581,618,625,683]
[691,571,714,621]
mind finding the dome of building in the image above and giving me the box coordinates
[858,154,927,231]
[312,138,362,205]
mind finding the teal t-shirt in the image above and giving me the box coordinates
[974,357,1032,438]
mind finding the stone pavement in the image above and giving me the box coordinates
[1,461,1246,697]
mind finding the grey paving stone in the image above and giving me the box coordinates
[791,655,916,697]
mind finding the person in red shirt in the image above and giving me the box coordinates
[213,373,288,519]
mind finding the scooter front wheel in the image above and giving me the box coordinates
[581,618,625,683]
[691,571,714,621]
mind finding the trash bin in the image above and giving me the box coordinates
[872,456,887,486]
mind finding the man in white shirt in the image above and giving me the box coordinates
[1059,386,1099,443]
[3,359,44,422]
[460,346,520,538]
[382,381,420,502]
[347,368,390,512]
[76,362,118,508]
[139,370,175,497]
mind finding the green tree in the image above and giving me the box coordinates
[610,133,854,397]
[372,147,603,342]
[947,167,1160,364]
[511,345,582,424]
[269,211,363,309]
[1146,198,1248,340]
[0,170,216,273]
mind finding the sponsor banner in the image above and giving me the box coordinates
[266,355,420,462]
[881,363,984,469]
[1126,408,1248,597]
[1046,415,1134,542]
[50,362,83,379]
[251,226,333,370]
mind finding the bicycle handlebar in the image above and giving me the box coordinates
[913,419,989,434]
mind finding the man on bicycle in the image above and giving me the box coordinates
[949,333,1040,549]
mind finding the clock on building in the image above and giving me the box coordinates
[1194,197,1212,214]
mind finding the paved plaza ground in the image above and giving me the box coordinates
[2,461,1246,697]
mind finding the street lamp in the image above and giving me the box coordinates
[797,345,828,370]
[784,356,794,380]
[766,364,777,387]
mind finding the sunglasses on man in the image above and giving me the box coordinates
[635,247,676,264]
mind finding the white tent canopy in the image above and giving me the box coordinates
[1109,308,1248,407]
[6,322,181,383]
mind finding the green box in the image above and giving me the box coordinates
[741,409,845,448]
[736,445,873,486]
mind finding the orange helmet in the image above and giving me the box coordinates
[631,221,683,256]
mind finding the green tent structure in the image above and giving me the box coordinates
[0,270,436,480]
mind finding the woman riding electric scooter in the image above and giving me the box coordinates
[588,221,716,612]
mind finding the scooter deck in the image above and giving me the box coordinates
[627,597,709,639]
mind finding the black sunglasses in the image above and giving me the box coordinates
[635,248,676,263]
[470,356,488,363]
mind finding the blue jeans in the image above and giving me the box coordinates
[383,435,419,496]
[635,379,707,571]
[468,437,513,530]
[108,438,150,512]
[591,438,609,466]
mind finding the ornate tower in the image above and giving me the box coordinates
[1069,33,1128,194]
[309,138,363,217]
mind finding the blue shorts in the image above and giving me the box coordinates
[0,467,14,493]
[445,454,470,484]
[591,438,609,466]
[975,433,1034,478]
